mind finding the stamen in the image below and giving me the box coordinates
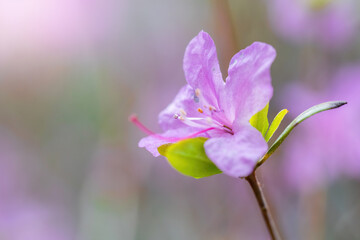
[181,117,209,128]
[197,108,204,113]
[195,88,201,97]
[209,106,216,112]
[194,95,200,103]
[129,114,216,141]
[186,117,204,120]
[223,125,232,131]
[223,125,234,135]
[180,109,187,116]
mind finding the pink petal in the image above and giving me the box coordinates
[183,31,224,109]
[158,84,201,131]
[221,42,276,130]
[139,127,204,157]
[204,126,268,178]
[138,135,170,157]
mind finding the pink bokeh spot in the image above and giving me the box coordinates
[267,0,358,49]
[282,63,360,192]
[0,0,126,55]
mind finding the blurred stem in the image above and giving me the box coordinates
[212,0,238,75]
[245,172,282,240]
[300,189,327,240]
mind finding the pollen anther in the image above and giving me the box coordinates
[180,109,187,116]
[197,108,204,113]
[209,106,217,111]
[195,88,201,97]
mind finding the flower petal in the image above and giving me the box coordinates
[158,84,202,131]
[183,30,224,108]
[139,127,205,157]
[221,42,276,130]
[139,135,170,157]
[204,126,268,177]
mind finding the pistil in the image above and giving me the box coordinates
[129,114,217,141]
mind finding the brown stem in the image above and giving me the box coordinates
[212,0,238,76]
[245,172,282,240]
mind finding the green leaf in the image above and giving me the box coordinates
[250,103,269,137]
[165,137,221,178]
[158,143,172,156]
[265,109,289,142]
[256,101,347,168]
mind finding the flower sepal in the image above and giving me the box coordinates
[158,137,222,179]
[265,108,289,142]
[249,103,289,142]
[250,103,270,137]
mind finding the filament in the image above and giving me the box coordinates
[129,114,216,141]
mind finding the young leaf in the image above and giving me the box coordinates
[165,137,221,178]
[250,103,269,137]
[256,101,347,168]
[265,109,289,142]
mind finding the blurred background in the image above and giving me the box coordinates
[0,0,359,239]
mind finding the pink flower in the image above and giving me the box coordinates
[281,63,360,191]
[0,0,125,56]
[132,31,276,178]
[267,0,358,48]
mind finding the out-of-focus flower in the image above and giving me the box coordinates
[0,202,72,240]
[0,0,125,58]
[132,31,276,177]
[0,130,72,239]
[266,0,358,48]
[282,63,360,191]
[0,0,127,107]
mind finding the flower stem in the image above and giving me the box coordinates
[245,172,281,240]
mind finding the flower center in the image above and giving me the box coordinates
[173,88,234,135]
[129,88,234,143]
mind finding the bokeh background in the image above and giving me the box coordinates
[0,0,359,239]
